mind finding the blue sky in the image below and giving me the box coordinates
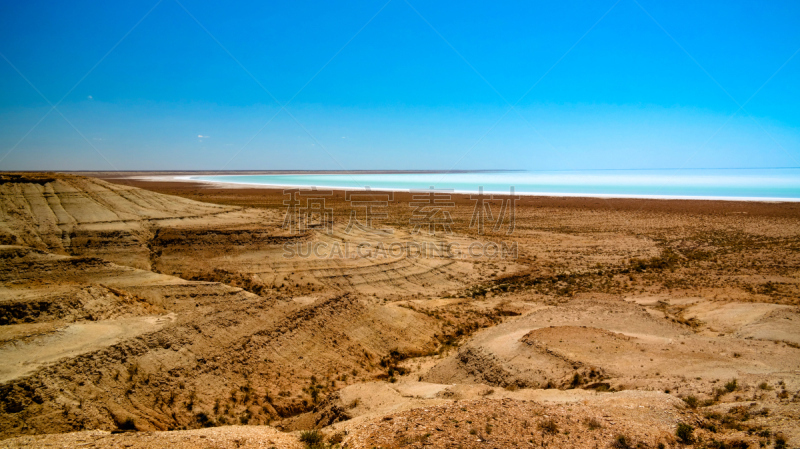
[1,0,799,170]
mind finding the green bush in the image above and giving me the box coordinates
[300,430,325,448]
[682,395,698,408]
[676,422,694,444]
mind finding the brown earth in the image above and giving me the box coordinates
[0,172,798,448]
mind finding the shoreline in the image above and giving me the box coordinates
[132,174,800,203]
[99,174,800,225]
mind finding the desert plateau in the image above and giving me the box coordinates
[0,172,796,448]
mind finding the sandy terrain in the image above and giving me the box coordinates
[0,315,173,383]
[0,425,302,448]
[0,172,798,448]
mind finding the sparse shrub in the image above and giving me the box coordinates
[570,373,583,388]
[625,249,680,273]
[538,418,558,434]
[706,440,750,449]
[699,418,718,433]
[239,411,250,425]
[724,379,738,393]
[328,432,345,444]
[241,384,253,403]
[611,434,632,449]
[774,433,788,449]
[196,412,216,427]
[713,387,726,400]
[676,422,694,444]
[683,395,698,408]
[722,405,751,428]
[307,383,324,404]
[584,417,602,430]
[299,429,325,447]
[186,390,196,411]
[758,382,772,391]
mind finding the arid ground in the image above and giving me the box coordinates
[1,172,799,448]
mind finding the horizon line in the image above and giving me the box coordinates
[3,167,800,174]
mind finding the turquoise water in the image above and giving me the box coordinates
[191,169,800,201]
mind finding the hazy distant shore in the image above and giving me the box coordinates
[92,174,800,220]
[92,171,800,203]
[50,169,520,176]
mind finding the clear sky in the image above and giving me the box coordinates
[1,0,799,171]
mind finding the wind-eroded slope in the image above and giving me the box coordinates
[0,173,489,295]
[0,245,440,438]
[0,174,255,269]
[0,175,450,439]
[424,297,800,388]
